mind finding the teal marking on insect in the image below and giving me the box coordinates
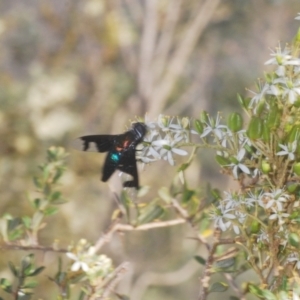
[110,152,120,163]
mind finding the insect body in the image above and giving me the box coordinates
[78,122,147,189]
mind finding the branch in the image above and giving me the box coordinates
[149,0,220,117]
[154,0,182,80]
[223,273,247,300]
[100,262,130,299]
[138,0,158,101]
[94,218,186,252]
[1,243,68,253]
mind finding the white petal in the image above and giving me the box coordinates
[276,151,288,156]
[71,261,81,272]
[66,252,77,260]
[239,164,251,174]
[172,148,188,156]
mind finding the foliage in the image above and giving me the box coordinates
[1,3,300,300]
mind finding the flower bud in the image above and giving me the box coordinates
[194,119,204,134]
[261,160,271,174]
[227,112,243,132]
[288,233,300,248]
[256,99,265,115]
[200,111,209,124]
[286,181,299,193]
[261,122,270,143]
[293,162,300,175]
[286,125,300,143]
[250,220,261,234]
[181,117,190,129]
[266,105,281,130]
[247,116,263,140]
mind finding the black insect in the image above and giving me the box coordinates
[77,122,147,189]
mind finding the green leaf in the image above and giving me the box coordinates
[158,187,172,204]
[120,190,132,217]
[42,165,50,181]
[53,168,64,183]
[261,290,277,300]
[138,204,165,224]
[194,255,206,265]
[21,254,34,275]
[248,284,264,298]
[8,261,19,277]
[215,257,236,269]
[22,216,32,229]
[0,278,12,293]
[27,266,45,277]
[182,189,196,203]
[43,206,58,216]
[32,198,41,209]
[215,155,230,166]
[33,177,42,189]
[209,282,228,293]
[50,191,61,201]
[23,281,38,288]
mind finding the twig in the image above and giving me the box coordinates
[197,231,247,300]
[154,0,182,80]
[99,262,130,299]
[171,197,210,250]
[0,243,68,253]
[93,218,186,252]
[198,228,221,300]
[223,273,246,300]
[149,0,220,116]
[138,0,158,101]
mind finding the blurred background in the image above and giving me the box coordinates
[0,0,299,299]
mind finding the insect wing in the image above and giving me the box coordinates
[101,150,119,182]
[117,147,139,188]
[79,135,116,153]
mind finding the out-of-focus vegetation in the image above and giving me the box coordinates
[0,0,300,299]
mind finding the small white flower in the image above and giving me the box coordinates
[248,82,269,108]
[277,141,297,160]
[227,148,251,179]
[137,129,161,163]
[264,188,290,211]
[223,191,241,210]
[282,79,300,104]
[269,208,290,231]
[157,114,174,132]
[152,137,187,166]
[265,45,300,77]
[245,190,264,208]
[66,252,90,272]
[210,203,236,232]
[257,230,269,243]
[201,114,227,140]
[295,13,300,20]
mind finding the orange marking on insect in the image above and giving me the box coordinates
[123,140,130,148]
